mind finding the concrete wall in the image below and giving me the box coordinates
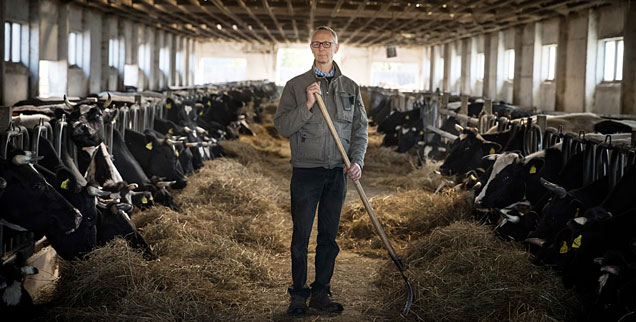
[417,2,630,116]
[2,0,196,105]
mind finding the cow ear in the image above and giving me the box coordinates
[55,168,81,193]
[483,142,502,155]
[525,158,544,175]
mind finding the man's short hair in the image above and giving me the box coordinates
[313,26,338,44]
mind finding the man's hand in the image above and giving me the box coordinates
[344,163,362,181]
[306,81,321,109]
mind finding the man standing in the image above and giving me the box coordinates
[274,26,368,315]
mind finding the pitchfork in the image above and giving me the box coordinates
[313,92,413,316]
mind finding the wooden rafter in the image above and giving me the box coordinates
[341,1,393,44]
[326,0,346,27]
[236,0,279,43]
[263,0,289,44]
[308,0,317,42]
[286,0,300,42]
[337,1,367,39]
[205,0,265,43]
[349,3,412,46]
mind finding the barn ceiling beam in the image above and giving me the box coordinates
[205,0,266,43]
[326,0,346,27]
[307,0,317,42]
[286,0,300,42]
[236,0,279,43]
[337,1,366,41]
[341,1,393,44]
[349,3,413,46]
[134,1,225,40]
[263,0,289,44]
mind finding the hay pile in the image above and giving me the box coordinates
[45,159,291,321]
[339,189,472,257]
[376,222,581,321]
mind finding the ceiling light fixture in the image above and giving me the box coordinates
[248,25,253,30]
[216,24,222,30]
[442,3,447,8]
[232,24,238,30]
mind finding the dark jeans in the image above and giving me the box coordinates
[289,167,347,297]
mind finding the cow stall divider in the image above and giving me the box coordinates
[0,82,281,291]
[420,91,636,191]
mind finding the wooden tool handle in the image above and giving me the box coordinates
[313,93,400,261]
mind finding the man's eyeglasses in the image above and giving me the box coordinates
[311,41,335,48]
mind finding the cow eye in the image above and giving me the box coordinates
[33,182,46,192]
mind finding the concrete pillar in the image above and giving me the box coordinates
[28,0,40,98]
[443,43,450,91]
[169,33,176,87]
[531,22,542,109]
[564,12,588,113]
[484,32,498,98]
[621,3,636,114]
[461,38,470,95]
[513,26,523,105]
[87,10,102,94]
[585,8,599,113]
[0,0,5,105]
[555,15,568,111]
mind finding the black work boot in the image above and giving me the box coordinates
[287,287,309,315]
[309,288,344,313]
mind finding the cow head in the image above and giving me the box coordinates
[473,152,527,209]
[125,129,187,189]
[439,126,501,176]
[56,95,113,148]
[0,151,82,236]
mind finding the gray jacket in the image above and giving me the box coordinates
[274,62,368,169]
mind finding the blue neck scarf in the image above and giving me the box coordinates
[314,65,335,78]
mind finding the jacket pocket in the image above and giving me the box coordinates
[335,91,354,123]
[298,122,325,162]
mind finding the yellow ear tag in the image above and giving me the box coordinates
[206,130,209,135]
[146,142,153,150]
[489,147,495,154]
[149,194,154,201]
[141,196,148,204]
[529,165,537,174]
[393,133,397,137]
[175,149,180,157]
[168,128,174,134]
[419,131,424,135]
[574,208,580,218]
[405,115,410,120]
[166,103,172,109]
[559,241,569,254]
[572,235,582,249]
[207,101,211,106]
[199,111,203,115]
[60,178,70,190]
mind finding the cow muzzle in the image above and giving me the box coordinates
[66,208,83,235]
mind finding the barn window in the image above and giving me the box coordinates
[450,54,461,85]
[603,38,623,82]
[542,45,557,81]
[370,62,418,90]
[4,22,24,63]
[475,53,484,81]
[68,32,84,67]
[198,57,246,84]
[176,49,185,77]
[504,49,515,80]
[138,43,150,75]
[108,38,121,68]
[276,47,314,85]
[159,46,170,76]
[435,58,444,82]
[124,64,138,87]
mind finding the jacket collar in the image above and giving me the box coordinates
[311,60,342,80]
